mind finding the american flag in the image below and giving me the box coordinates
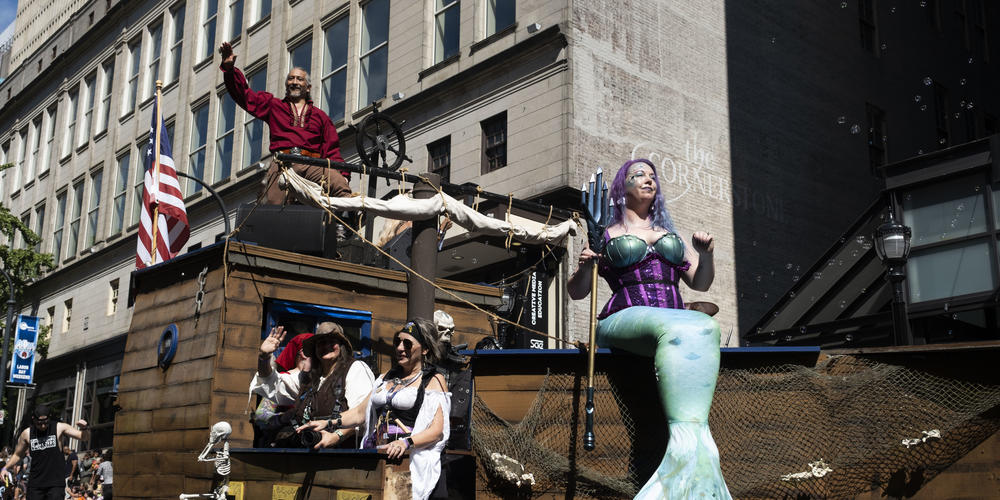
[136,99,189,268]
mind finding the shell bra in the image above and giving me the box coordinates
[597,231,690,319]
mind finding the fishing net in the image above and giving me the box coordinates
[470,354,1000,499]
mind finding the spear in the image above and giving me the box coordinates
[581,168,610,451]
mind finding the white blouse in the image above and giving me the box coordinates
[362,374,451,500]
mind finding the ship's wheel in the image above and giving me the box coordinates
[357,110,407,171]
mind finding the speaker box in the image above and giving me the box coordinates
[235,203,337,258]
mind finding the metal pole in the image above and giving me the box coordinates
[407,173,440,321]
[888,266,912,345]
[176,171,231,237]
[583,259,599,451]
[0,265,15,447]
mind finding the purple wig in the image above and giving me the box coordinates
[608,158,676,233]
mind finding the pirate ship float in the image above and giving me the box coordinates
[115,116,1000,499]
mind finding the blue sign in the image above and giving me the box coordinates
[9,315,39,384]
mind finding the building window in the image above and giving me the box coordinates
[322,17,348,122]
[0,141,7,198]
[289,36,312,75]
[169,4,186,84]
[68,180,85,256]
[251,0,270,25]
[13,128,25,189]
[34,203,45,253]
[200,0,218,63]
[215,93,236,182]
[189,101,210,193]
[18,211,30,249]
[80,73,97,146]
[64,90,78,158]
[86,169,103,248]
[956,0,971,51]
[108,279,120,315]
[124,38,141,116]
[428,136,450,183]
[41,105,57,173]
[146,23,163,100]
[166,119,176,150]
[434,0,460,63]
[359,0,389,108]
[27,117,41,182]
[858,0,878,55]
[98,60,113,134]
[63,299,72,334]
[481,112,507,173]
[112,151,130,235]
[228,0,243,41]
[243,65,267,165]
[965,107,981,141]
[985,114,998,136]
[486,0,515,37]
[904,174,994,303]
[973,0,989,63]
[925,0,942,31]
[133,142,145,226]
[46,306,55,330]
[933,82,949,149]
[866,103,887,171]
[53,190,67,262]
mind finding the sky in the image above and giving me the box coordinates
[0,0,15,32]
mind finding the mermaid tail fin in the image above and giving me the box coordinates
[634,421,732,500]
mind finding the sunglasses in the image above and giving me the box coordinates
[393,337,416,351]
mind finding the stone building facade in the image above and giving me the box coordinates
[0,0,995,451]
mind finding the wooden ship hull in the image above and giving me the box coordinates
[116,240,1000,499]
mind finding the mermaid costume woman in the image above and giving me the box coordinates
[596,231,732,499]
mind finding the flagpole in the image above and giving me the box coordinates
[150,80,163,265]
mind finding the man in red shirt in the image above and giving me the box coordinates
[219,41,351,204]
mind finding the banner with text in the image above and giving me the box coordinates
[9,315,39,385]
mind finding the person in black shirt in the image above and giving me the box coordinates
[1,406,88,500]
[63,447,78,486]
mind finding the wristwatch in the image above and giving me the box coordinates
[404,437,414,448]
[325,417,342,431]
[334,429,345,439]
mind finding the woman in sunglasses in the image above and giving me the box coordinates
[299,318,448,500]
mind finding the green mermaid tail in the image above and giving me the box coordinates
[597,306,732,500]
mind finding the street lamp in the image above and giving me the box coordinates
[873,208,913,346]
[0,265,16,445]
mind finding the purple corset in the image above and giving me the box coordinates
[597,253,690,319]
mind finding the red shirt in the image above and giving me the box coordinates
[222,66,344,163]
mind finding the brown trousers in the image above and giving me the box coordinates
[261,158,351,205]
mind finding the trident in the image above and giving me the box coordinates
[580,168,610,451]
